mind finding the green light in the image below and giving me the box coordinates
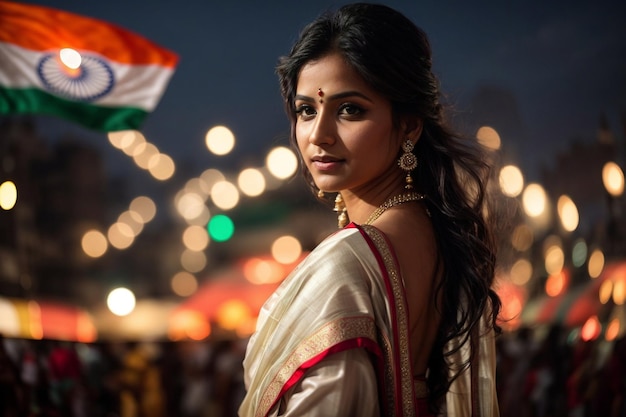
[208,214,234,242]
[572,239,587,268]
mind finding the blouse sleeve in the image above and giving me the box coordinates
[269,348,380,417]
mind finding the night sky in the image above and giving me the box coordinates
[22,0,626,184]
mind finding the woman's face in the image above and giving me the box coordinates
[295,53,402,194]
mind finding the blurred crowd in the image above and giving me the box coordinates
[497,325,626,417]
[0,334,246,417]
[1,326,625,417]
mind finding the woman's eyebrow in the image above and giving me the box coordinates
[294,91,374,103]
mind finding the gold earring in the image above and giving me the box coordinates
[317,189,325,198]
[334,193,348,228]
[398,139,417,189]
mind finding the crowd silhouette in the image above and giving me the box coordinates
[1,326,625,417]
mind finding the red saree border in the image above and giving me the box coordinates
[256,315,381,417]
[353,223,417,416]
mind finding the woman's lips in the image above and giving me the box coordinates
[311,156,343,171]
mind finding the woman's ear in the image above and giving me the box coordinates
[401,117,423,145]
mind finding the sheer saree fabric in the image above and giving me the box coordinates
[239,223,498,417]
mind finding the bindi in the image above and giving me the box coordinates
[317,88,324,103]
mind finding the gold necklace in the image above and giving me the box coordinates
[364,191,425,225]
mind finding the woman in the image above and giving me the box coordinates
[239,3,501,416]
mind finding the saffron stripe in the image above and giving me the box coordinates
[0,86,148,131]
[0,1,177,67]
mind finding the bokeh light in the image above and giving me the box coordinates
[211,181,239,210]
[200,169,226,194]
[557,195,579,232]
[511,224,533,252]
[177,192,206,221]
[588,249,605,278]
[606,318,620,341]
[107,287,136,317]
[544,245,565,275]
[185,178,209,198]
[571,239,588,268]
[602,162,625,197]
[613,280,625,305]
[185,206,211,227]
[170,271,198,297]
[182,225,210,252]
[510,259,533,286]
[495,281,524,331]
[205,125,235,156]
[107,222,135,249]
[476,126,501,150]
[243,258,284,284]
[522,183,547,218]
[107,130,135,149]
[266,146,298,179]
[271,235,302,264]
[120,130,146,156]
[545,270,568,297]
[148,153,175,180]
[132,142,159,169]
[0,181,18,210]
[208,214,235,242]
[118,210,144,236]
[82,230,108,258]
[600,280,613,304]
[580,316,601,341]
[59,48,81,69]
[129,196,156,223]
[499,165,524,197]
[180,249,207,273]
[238,168,266,197]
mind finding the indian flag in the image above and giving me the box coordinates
[0,1,178,132]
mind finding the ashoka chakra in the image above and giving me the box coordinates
[37,53,115,102]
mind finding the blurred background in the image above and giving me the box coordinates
[1,0,625,416]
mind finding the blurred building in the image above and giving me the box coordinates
[1,117,109,303]
[0,116,334,312]
[540,115,625,257]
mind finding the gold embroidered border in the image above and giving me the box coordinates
[378,326,396,413]
[256,315,377,417]
[363,225,416,416]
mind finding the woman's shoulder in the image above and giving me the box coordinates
[314,223,368,252]
[293,224,380,280]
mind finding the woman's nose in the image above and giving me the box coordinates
[308,111,336,146]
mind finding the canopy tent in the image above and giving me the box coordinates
[92,299,178,341]
[520,260,626,329]
[0,297,97,342]
[170,253,307,339]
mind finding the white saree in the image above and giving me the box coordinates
[239,223,498,417]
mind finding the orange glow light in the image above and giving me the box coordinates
[580,316,601,341]
[27,301,43,340]
[243,258,284,284]
[605,318,620,341]
[545,270,568,297]
[216,300,252,331]
[497,284,524,331]
[77,312,97,343]
[168,310,210,341]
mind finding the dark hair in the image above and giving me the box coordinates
[276,2,501,411]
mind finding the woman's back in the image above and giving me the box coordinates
[370,199,441,378]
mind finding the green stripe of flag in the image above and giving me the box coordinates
[0,86,148,132]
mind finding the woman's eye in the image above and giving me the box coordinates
[339,104,364,117]
[295,105,316,119]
